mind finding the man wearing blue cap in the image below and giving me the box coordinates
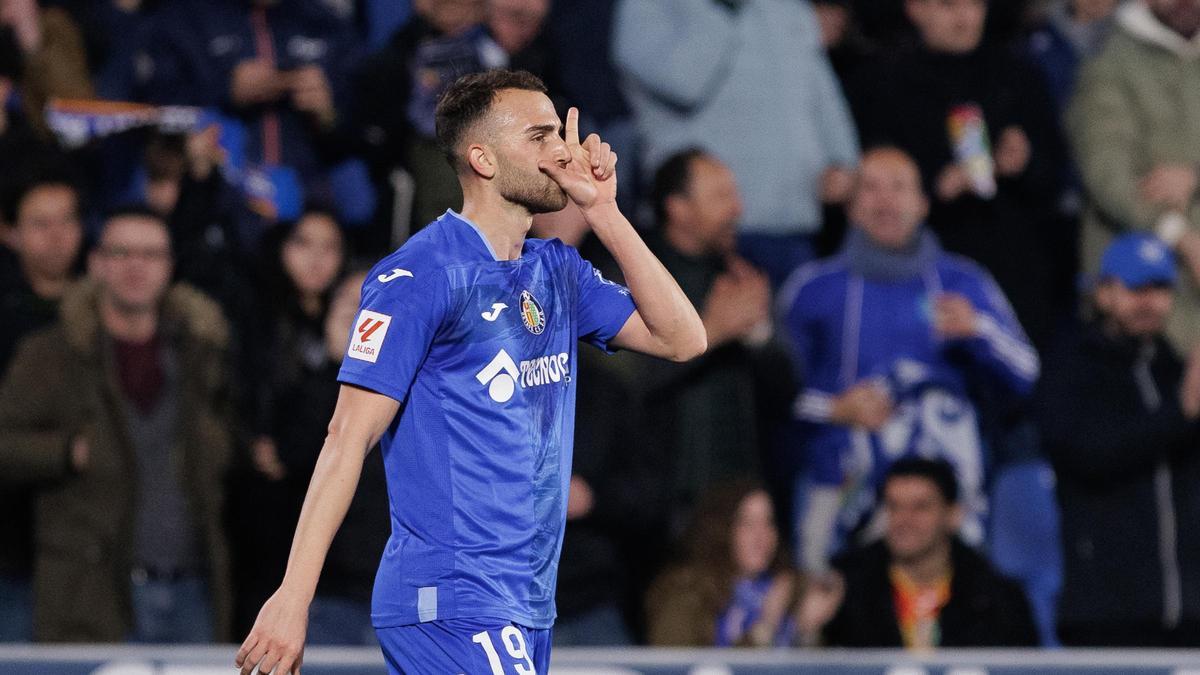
[1038,233,1200,646]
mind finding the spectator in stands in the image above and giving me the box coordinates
[641,149,795,541]
[646,480,801,647]
[849,0,1067,350]
[487,0,552,75]
[164,124,261,341]
[354,0,493,229]
[0,175,82,369]
[142,0,361,186]
[543,0,638,212]
[779,147,1038,573]
[1024,0,1118,312]
[1038,233,1200,646]
[0,208,233,642]
[0,42,63,200]
[813,0,874,85]
[0,0,93,134]
[1067,0,1200,353]
[53,0,158,100]
[1026,0,1118,114]
[0,174,82,642]
[613,0,860,288]
[229,208,344,632]
[251,209,346,454]
[805,458,1038,648]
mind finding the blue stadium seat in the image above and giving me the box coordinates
[988,459,1063,647]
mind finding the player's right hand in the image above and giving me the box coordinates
[235,588,310,675]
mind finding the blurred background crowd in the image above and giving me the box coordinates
[2,0,1200,653]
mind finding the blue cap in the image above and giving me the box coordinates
[1100,234,1177,288]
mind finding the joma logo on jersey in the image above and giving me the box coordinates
[476,349,570,403]
[347,310,391,363]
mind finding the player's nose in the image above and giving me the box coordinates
[550,139,571,166]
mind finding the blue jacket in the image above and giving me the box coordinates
[613,0,859,235]
[779,230,1038,541]
[142,0,362,178]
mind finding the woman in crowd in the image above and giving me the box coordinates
[646,480,802,647]
[229,207,346,633]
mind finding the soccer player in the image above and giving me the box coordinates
[234,69,706,674]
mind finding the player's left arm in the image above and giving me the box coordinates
[540,108,706,362]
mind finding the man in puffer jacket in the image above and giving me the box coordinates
[0,208,234,642]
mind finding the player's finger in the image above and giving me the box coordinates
[258,649,283,675]
[241,642,269,675]
[591,142,611,177]
[601,150,618,181]
[582,133,602,161]
[273,654,296,675]
[565,107,580,146]
[235,634,259,668]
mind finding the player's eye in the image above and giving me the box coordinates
[532,134,545,143]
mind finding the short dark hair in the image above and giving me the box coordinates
[101,204,172,251]
[2,172,80,226]
[650,147,709,226]
[434,69,548,170]
[883,457,959,505]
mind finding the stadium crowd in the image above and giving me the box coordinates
[1,0,1200,652]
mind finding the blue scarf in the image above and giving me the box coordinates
[842,226,941,282]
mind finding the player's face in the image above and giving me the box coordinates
[678,157,742,255]
[850,152,928,251]
[908,0,986,54]
[91,216,173,313]
[883,476,958,564]
[730,490,779,578]
[1096,281,1174,339]
[11,184,82,284]
[282,212,344,299]
[489,88,570,214]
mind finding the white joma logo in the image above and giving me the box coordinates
[481,303,507,321]
[378,268,413,283]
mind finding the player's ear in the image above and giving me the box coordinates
[467,143,497,180]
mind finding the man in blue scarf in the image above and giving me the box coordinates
[779,146,1038,573]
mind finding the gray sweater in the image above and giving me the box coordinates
[613,0,860,235]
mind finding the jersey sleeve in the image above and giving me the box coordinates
[570,247,637,353]
[337,269,449,403]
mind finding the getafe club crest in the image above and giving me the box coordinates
[519,290,546,335]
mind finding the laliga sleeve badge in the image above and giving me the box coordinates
[348,310,391,363]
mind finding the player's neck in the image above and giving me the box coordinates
[460,192,533,262]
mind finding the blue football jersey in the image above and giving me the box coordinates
[337,210,636,629]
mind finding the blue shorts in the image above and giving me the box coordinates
[376,617,552,674]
